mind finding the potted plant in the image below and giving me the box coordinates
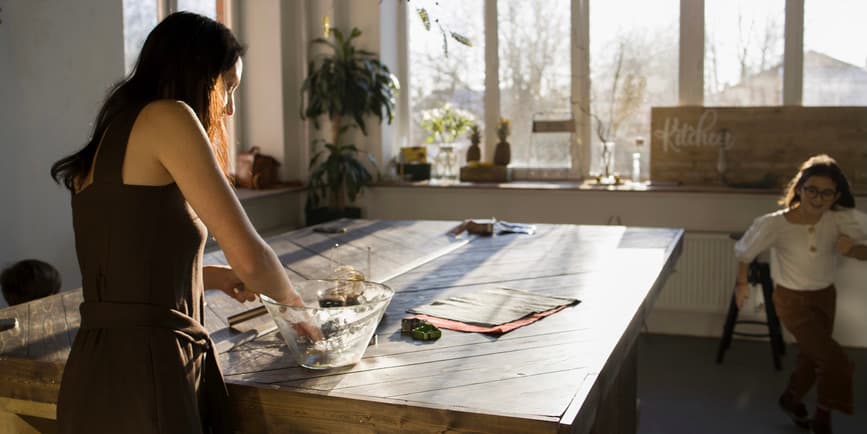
[419,103,475,179]
[301,27,399,225]
[419,103,476,145]
[466,124,481,163]
[493,117,511,166]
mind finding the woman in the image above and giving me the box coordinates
[734,154,867,434]
[50,12,303,433]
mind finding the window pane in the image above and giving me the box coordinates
[499,0,571,168]
[177,0,217,20]
[704,0,784,106]
[590,0,678,178]
[123,0,159,74]
[803,0,867,105]
[408,1,485,151]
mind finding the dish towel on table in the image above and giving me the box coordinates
[407,287,579,335]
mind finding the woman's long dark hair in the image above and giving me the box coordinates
[50,12,244,191]
[778,154,855,209]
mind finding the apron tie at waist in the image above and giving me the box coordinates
[79,301,232,433]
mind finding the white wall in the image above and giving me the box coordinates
[0,1,310,309]
[0,0,126,306]
[231,0,390,202]
[237,0,286,175]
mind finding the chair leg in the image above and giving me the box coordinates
[716,294,739,364]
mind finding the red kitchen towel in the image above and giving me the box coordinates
[406,287,579,335]
[409,304,572,335]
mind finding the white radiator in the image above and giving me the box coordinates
[655,232,738,313]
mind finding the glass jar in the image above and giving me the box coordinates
[435,145,458,180]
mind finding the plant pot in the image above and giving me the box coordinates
[306,206,362,226]
[493,141,511,166]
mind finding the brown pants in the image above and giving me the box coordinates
[773,285,854,414]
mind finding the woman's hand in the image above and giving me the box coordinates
[735,282,750,309]
[271,292,323,341]
[836,235,854,256]
[203,265,257,303]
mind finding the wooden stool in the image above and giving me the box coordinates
[715,260,786,370]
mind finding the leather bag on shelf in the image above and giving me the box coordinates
[235,146,281,189]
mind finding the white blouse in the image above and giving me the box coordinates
[734,208,867,291]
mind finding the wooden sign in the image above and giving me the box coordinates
[532,119,575,133]
[650,106,867,193]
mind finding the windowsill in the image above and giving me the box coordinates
[235,185,305,202]
[373,179,793,195]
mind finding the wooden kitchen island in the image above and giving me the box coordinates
[0,220,682,433]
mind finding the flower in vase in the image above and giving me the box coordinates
[420,103,476,144]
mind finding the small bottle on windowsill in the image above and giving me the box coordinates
[632,137,644,184]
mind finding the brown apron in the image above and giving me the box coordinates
[57,102,230,433]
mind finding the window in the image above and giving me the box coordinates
[803,0,867,105]
[405,0,676,179]
[176,0,218,20]
[588,0,678,177]
[704,0,784,106]
[498,0,571,169]
[407,1,485,151]
[398,0,865,181]
[123,1,224,74]
[123,0,159,74]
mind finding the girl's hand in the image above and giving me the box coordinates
[836,235,854,256]
[734,282,750,309]
[204,265,257,303]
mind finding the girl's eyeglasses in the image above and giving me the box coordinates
[801,186,837,201]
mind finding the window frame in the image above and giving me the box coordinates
[397,0,811,180]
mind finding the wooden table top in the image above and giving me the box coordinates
[0,219,683,433]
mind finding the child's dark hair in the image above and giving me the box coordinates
[778,154,855,209]
[1,260,62,306]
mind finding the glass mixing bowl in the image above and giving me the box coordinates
[261,279,394,369]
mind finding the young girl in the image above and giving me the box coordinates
[734,154,867,434]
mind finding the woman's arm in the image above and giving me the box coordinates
[203,265,257,303]
[141,100,301,305]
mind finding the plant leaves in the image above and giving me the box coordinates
[439,23,449,58]
[417,8,431,31]
[302,24,393,208]
[450,32,472,47]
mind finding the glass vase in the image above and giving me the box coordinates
[598,141,617,184]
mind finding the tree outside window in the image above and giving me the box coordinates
[408,0,484,150]
[589,0,678,178]
[498,0,571,169]
[704,0,784,106]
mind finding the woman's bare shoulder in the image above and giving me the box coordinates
[134,100,208,150]
[138,99,198,125]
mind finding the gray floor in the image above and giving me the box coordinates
[638,334,867,434]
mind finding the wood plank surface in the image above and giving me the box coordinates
[59,291,82,347]
[25,295,70,362]
[0,303,29,358]
[0,220,683,434]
